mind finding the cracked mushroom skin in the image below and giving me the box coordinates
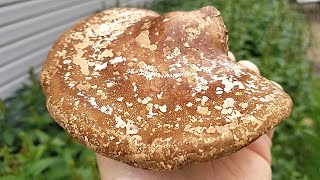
[40,6,292,171]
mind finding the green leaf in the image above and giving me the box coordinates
[24,157,59,177]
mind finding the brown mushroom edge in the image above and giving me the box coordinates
[40,6,293,171]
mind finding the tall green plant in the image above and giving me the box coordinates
[0,71,98,180]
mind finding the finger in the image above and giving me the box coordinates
[96,153,185,180]
[266,129,274,140]
[238,60,260,74]
[228,51,236,61]
[96,154,146,180]
[270,80,283,89]
[246,134,272,165]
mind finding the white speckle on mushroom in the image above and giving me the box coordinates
[117,97,124,102]
[157,92,164,99]
[259,97,270,102]
[146,103,157,118]
[197,106,209,115]
[135,30,157,51]
[63,59,72,64]
[240,103,248,109]
[74,100,80,108]
[159,105,167,113]
[221,109,229,115]
[222,98,235,109]
[77,92,84,96]
[65,72,71,77]
[202,86,209,90]
[141,97,152,104]
[163,18,170,22]
[101,105,113,115]
[221,78,234,93]
[127,62,134,67]
[132,82,138,92]
[94,62,108,71]
[247,115,258,122]
[109,56,126,64]
[89,97,98,108]
[194,85,203,92]
[126,102,133,107]
[216,91,223,95]
[233,81,245,89]
[186,102,193,107]
[126,119,139,135]
[175,105,182,111]
[68,83,75,87]
[115,115,126,128]
[107,81,115,87]
[201,96,209,106]
[115,139,122,145]
[235,110,242,117]
[91,85,97,89]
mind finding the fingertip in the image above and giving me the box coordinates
[246,134,272,165]
[238,60,260,74]
[266,129,274,140]
[228,51,236,61]
[270,80,283,89]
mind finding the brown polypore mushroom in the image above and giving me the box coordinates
[40,6,292,171]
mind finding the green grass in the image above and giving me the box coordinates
[1,0,320,179]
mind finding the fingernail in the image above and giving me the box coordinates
[228,51,236,61]
[270,80,283,89]
[238,60,260,74]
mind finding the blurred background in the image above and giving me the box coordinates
[0,0,319,179]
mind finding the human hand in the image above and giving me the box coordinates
[96,52,277,180]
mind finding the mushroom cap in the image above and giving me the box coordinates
[41,6,292,171]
